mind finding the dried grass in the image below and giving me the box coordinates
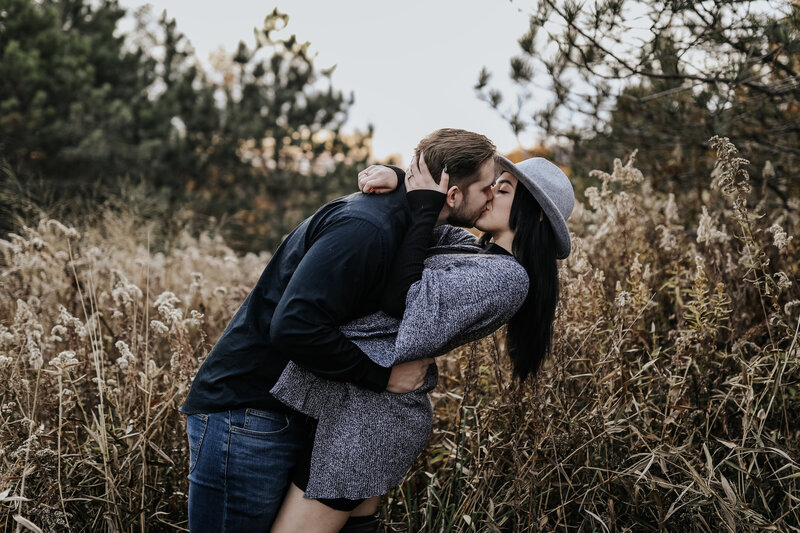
[1,138,798,532]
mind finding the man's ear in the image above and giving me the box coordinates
[445,185,460,208]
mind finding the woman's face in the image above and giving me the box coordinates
[474,172,517,234]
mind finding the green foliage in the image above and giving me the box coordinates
[479,0,800,206]
[0,1,371,252]
[0,0,140,183]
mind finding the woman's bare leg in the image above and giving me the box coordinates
[271,483,351,533]
[350,497,379,517]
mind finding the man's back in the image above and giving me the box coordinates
[180,186,410,415]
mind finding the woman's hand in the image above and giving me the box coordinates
[405,150,449,194]
[358,165,399,194]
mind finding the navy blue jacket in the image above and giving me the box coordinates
[180,168,408,414]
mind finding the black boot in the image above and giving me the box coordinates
[338,514,381,533]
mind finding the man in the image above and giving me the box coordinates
[180,128,497,531]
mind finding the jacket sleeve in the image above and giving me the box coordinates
[394,256,529,362]
[269,217,392,392]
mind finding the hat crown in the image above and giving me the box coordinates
[516,158,574,222]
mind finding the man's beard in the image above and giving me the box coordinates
[447,202,483,228]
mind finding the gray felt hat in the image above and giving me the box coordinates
[496,155,575,259]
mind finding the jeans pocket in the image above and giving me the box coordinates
[187,413,209,475]
[229,408,290,437]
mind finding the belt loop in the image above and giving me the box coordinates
[228,408,239,428]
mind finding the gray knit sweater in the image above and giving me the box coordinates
[269,226,529,499]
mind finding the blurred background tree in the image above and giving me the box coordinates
[477,0,799,205]
[0,0,371,251]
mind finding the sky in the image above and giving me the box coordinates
[117,0,542,163]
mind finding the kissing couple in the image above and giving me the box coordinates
[179,128,575,532]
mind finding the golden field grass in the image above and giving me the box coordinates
[1,138,798,532]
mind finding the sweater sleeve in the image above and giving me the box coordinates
[429,225,479,247]
[380,190,446,318]
[383,164,405,184]
[393,255,529,363]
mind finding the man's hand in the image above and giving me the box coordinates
[385,358,435,393]
[358,165,399,194]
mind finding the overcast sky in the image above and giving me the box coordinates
[117,0,542,163]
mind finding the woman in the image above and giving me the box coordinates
[270,153,574,532]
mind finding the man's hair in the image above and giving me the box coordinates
[414,129,496,188]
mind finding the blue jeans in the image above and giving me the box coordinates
[186,408,310,532]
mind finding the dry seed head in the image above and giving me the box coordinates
[656,225,678,252]
[0,239,21,255]
[585,186,602,211]
[49,324,68,342]
[46,219,80,239]
[0,328,14,346]
[589,150,643,185]
[696,206,729,244]
[709,136,751,198]
[767,223,792,252]
[14,300,45,369]
[186,309,205,327]
[110,271,143,308]
[115,340,135,371]
[150,320,169,336]
[593,269,605,283]
[774,272,792,292]
[570,253,590,274]
[631,253,642,277]
[614,281,634,308]
[58,305,87,338]
[48,350,79,369]
[694,255,707,278]
[154,291,183,324]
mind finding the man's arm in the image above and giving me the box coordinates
[269,217,398,392]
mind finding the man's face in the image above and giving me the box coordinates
[447,159,497,227]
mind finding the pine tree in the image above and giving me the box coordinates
[0,2,371,252]
[478,0,800,202]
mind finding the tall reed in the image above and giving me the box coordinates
[0,139,797,532]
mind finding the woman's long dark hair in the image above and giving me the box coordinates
[480,183,559,381]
